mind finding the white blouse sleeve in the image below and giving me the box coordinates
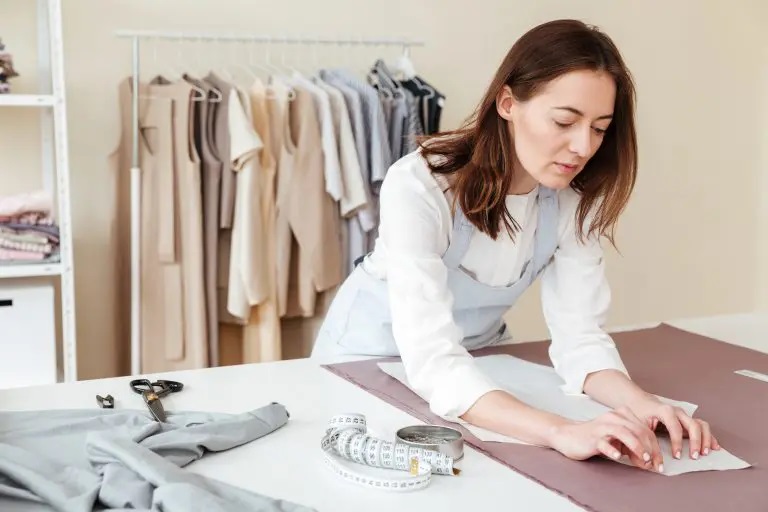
[541,192,630,395]
[377,162,503,419]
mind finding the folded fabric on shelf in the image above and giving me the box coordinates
[0,191,61,264]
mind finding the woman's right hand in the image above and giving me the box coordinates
[549,406,664,473]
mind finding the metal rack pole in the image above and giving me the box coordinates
[115,30,424,48]
[130,35,141,376]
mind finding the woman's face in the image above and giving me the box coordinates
[498,69,616,193]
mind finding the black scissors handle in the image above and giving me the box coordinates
[129,378,184,398]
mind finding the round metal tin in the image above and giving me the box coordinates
[395,424,464,461]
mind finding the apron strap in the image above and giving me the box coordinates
[528,186,560,276]
[442,205,474,269]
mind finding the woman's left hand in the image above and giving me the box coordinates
[626,394,721,460]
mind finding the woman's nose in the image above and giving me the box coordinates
[569,127,592,158]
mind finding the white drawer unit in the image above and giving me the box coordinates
[0,280,57,389]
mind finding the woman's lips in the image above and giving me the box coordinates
[555,162,578,174]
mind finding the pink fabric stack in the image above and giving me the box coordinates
[0,191,60,264]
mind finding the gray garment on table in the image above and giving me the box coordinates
[0,402,315,512]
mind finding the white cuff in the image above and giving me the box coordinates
[425,363,504,418]
[554,344,629,396]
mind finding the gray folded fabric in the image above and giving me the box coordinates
[0,402,316,512]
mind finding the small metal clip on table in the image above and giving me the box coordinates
[96,394,114,409]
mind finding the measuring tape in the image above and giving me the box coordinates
[321,413,460,492]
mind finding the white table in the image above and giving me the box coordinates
[1,313,766,511]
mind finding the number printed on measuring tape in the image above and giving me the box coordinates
[321,413,459,492]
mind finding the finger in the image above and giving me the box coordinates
[697,420,713,455]
[623,446,653,471]
[699,420,715,455]
[712,434,721,450]
[609,438,657,471]
[677,411,702,459]
[658,407,684,459]
[624,413,664,472]
[616,408,664,471]
[598,439,622,461]
[611,410,656,465]
[603,425,649,468]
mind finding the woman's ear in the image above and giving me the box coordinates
[496,85,516,121]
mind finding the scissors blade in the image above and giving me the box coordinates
[143,392,167,422]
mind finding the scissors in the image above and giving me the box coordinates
[129,378,184,422]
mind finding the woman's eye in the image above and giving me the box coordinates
[593,127,607,135]
[554,120,573,128]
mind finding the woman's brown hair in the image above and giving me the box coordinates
[420,19,638,245]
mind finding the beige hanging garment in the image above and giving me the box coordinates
[271,79,297,318]
[282,82,344,319]
[139,79,208,373]
[241,79,282,363]
[226,88,266,322]
[183,75,223,366]
[204,73,237,229]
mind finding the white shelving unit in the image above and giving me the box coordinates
[1,0,77,383]
[0,94,56,106]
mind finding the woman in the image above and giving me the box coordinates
[311,19,720,472]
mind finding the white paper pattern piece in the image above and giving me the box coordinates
[377,355,752,475]
[735,369,768,384]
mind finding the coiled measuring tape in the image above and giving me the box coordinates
[321,413,460,491]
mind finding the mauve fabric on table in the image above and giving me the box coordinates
[323,324,768,512]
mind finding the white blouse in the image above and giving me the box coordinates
[362,150,629,419]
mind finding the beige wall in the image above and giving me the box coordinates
[1,0,765,379]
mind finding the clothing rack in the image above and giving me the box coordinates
[115,30,426,376]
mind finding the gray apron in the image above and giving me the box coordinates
[311,185,560,361]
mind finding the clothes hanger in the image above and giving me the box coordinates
[306,38,323,80]
[179,36,220,103]
[139,37,206,101]
[338,38,355,75]
[392,44,418,81]
[229,39,260,85]
[194,36,222,103]
[213,37,239,85]
[136,37,163,100]
[356,35,370,78]
[263,36,296,101]
[334,36,360,78]
[373,55,404,99]
[170,39,207,101]
[307,39,323,83]
[263,36,284,76]
[247,41,278,100]
[395,45,434,101]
